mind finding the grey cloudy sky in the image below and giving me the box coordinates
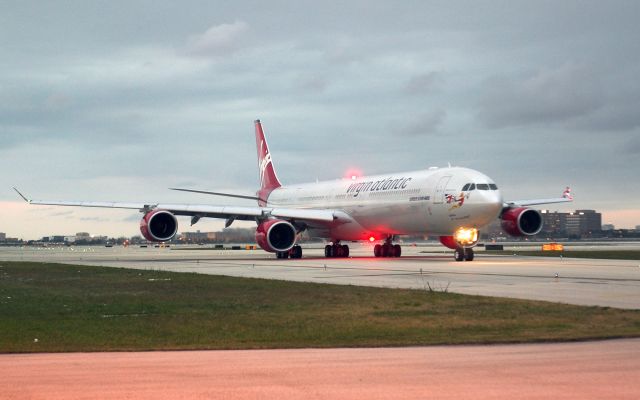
[2,1,639,238]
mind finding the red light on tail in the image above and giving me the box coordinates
[345,168,363,180]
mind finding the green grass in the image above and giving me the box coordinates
[485,250,640,260]
[1,261,640,353]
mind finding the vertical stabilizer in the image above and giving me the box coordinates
[255,120,282,205]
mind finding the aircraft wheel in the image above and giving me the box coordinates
[333,244,342,258]
[290,245,302,259]
[464,248,474,262]
[381,244,389,257]
[374,244,382,257]
[454,248,464,262]
[393,244,401,257]
[325,245,332,257]
[277,251,289,259]
[342,245,349,258]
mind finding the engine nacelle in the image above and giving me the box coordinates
[255,219,296,253]
[140,210,178,242]
[500,207,543,236]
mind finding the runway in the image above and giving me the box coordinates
[2,339,638,399]
[2,244,639,309]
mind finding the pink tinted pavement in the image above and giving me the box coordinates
[2,339,639,400]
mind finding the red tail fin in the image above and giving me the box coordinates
[255,120,282,204]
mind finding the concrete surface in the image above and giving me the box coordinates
[2,244,639,309]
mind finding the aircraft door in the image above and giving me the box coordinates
[433,175,451,204]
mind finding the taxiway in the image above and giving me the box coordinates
[2,244,639,309]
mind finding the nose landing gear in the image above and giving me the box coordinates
[454,247,474,262]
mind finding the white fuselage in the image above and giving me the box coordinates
[266,167,503,241]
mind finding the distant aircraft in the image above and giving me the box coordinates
[14,120,572,261]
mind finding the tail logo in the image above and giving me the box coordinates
[259,140,272,188]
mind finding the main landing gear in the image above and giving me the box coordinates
[276,245,303,259]
[325,242,349,258]
[374,237,402,258]
[453,247,474,262]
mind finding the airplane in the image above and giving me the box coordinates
[14,120,573,261]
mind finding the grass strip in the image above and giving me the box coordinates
[1,261,639,353]
[484,250,640,260]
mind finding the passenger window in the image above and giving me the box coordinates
[462,183,470,191]
[469,183,475,191]
[477,184,489,190]
[489,184,498,190]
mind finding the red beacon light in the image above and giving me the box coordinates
[345,168,363,181]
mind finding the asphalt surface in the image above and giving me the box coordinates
[2,244,639,309]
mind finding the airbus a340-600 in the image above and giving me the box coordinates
[15,120,572,261]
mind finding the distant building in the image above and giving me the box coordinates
[181,231,217,242]
[566,210,602,237]
[76,232,91,240]
[483,209,605,240]
[602,224,615,231]
[540,210,567,236]
[636,225,640,232]
[0,232,5,241]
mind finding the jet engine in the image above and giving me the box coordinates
[140,210,178,242]
[255,219,297,253]
[500,207,543,236]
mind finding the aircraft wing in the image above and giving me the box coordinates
[505,187,574,207]
[13,188,337,223]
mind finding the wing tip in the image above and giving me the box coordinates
[562,186,574,201]
[13,187,31,203]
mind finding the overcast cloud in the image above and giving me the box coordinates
[1,0,639,238]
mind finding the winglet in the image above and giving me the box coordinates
[13,187,31,203]
[562,186,573,201]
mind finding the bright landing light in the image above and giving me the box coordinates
[454,227,478,246]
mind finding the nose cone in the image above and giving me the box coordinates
[458,168,504,227]
[468,189,503,227]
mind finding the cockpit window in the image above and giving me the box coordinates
[477,183,490,190]
[489,183,498,190]
[462,183,470,191]
[468,183,476,191]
